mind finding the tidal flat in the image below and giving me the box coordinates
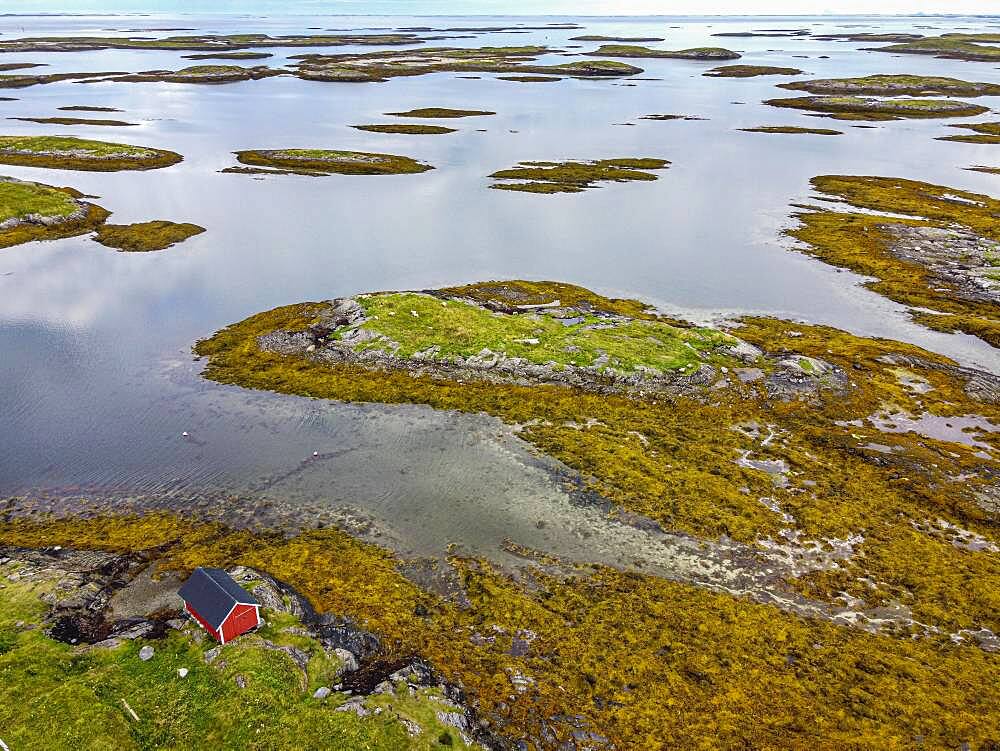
[2,11,1000,751]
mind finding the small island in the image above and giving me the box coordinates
[228,149,433,176]
[488,157,669,193]
[93,220,206,252]
[704,64,803,77]
[777,74,1000,97]
[9,116,137,127]
[787,175,1000,347]
[739,126,842,135]
[351,124,457,134]
[764,94,989,120]
[938,121,1000,144]
[585,44,741,60]
[385,107,495,118]
[0,176,109,249]
[117,65,281,84]
[0,135,182,171]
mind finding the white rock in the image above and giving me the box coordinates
[178,667,189,678]
[138,646,154,661]
[313,686,331,700]
[333,647,359,674]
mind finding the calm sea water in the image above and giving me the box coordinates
[1,14,999,561]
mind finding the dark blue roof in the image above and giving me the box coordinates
[178,567,258,629]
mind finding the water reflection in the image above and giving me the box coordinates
[1,14,999,562]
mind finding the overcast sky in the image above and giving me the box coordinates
[8,1,1000,16]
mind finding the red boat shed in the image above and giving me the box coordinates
[178,567,261,644]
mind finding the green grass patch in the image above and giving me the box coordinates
[0,177,81,223]
[350,291,736,373]
[0,564,474,750]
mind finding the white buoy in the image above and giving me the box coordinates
[182,431,189,437]
[313,451,319,457]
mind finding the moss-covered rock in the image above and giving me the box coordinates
[93,220,205,252]
[0,135,182,171]
[489,157,669,193]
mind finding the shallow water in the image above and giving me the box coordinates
[2,13,1000,563]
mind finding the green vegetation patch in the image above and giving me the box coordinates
[385,107,495,118]
[489,157,669,193]
[352,124,457,134]
[0,135,182,171]
[704,64,803,77]
[938,121,1000,145]
[34,275,989,747]
[93,220,206,252]
[234,149,432,175]
[739,125,843,135]
[0,562,475,751]
[585,44,741,60]
[5,514,1000,750]
[0,176,109,249]
[765,95,989,120]
[9,116,137,126]
[343,290,736,375]
[778,74,1000,97]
